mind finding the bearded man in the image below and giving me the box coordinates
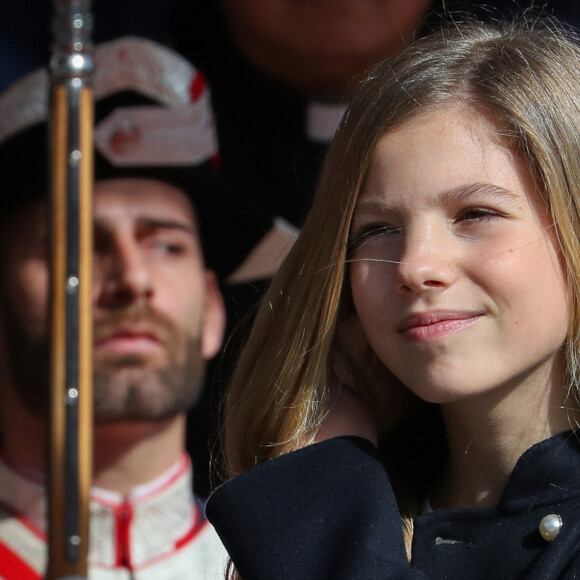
[0,37,280,579]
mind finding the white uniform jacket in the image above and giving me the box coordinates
[0,452,228,579]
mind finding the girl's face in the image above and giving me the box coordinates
[349,105,568,405]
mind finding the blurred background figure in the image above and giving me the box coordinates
[2,1,579,228]
[175,0,580,227]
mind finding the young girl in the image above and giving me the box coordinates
[207,18,580,579]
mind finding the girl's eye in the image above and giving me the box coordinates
[349,223,401,252]
[456,207,502,223]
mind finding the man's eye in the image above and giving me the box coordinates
[153,240,186,255]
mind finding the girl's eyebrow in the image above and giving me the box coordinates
[354,182,523,217]
[439,182,523,206]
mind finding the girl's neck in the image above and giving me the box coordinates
[431,360,578,510]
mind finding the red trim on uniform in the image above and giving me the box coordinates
[0,541,42,580]
[133,453,190,502]
[190,72,207,101]
[115,502,134,567]
[129,503,210,570]
[0,499,46,540]
[174,503,207,550]
[92,454,190,508]
[94,455,206,572]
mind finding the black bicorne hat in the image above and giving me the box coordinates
[0,37,297,281]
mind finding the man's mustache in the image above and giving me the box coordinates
[93,304,179,349]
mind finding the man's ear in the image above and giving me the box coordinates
[201,270,226,360]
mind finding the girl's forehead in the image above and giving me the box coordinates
[356,104,538,212]
[373,103,502,151]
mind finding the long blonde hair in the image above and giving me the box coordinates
[223,18,580,486]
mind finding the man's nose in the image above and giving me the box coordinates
[95,239,153,309]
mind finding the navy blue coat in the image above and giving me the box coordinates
[207,433,580,579]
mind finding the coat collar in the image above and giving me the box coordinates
[498,430,580,512]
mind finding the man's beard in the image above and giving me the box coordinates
[2,302,206,422]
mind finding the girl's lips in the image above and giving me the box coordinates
[397,311,483,341]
